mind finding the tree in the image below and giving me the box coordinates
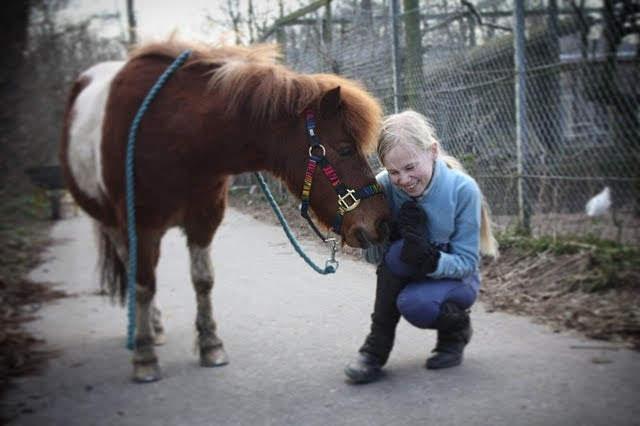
[403,0,422,109]
[207,0,285,45]
[0,0,30,186]
[12,1,125,182]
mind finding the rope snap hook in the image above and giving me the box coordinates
[325,238,339,272]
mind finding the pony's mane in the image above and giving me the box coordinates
[129,40,382,154]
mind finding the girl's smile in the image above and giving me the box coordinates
[383,142,437,197]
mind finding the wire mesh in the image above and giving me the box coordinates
[263,0,639,245]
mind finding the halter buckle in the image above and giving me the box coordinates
[337,189,360,214]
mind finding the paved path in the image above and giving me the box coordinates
[3,209,639,425]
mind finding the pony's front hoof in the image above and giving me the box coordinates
[153,332,167,346]
[132,363,162,383]
[200,346,229,367]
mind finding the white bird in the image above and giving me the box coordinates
[585,186,612,217]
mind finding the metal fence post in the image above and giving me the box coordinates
[514,0,531,234]
[389,0,402,113]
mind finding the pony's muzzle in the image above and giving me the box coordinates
[376,218,391,242]
[353,218,390,249]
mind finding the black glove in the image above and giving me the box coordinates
[400,229,441,280]
[398,201,427,237]
[388,220,402,242]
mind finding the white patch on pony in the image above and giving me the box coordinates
[189,245,213,284]
[68,61,125,200]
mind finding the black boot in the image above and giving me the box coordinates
[425,302,473,370]
[344,352,383,384]
[345,263,406,384]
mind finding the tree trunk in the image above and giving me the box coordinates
[402,0,422,109]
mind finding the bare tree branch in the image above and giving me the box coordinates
[460,0,512,32]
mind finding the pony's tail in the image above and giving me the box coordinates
[441,153,499,258]
[95,222,127,306]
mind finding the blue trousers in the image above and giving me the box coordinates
[384,240,480,329]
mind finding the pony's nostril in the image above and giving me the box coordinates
[376,219,391,241]
[355,228,372,249]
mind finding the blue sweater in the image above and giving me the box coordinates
[376,158,482,279]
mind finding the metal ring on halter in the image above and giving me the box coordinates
[309,144,326,157]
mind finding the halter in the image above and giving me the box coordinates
[299,109,384,242]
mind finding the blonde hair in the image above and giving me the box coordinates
[378,110,498,257]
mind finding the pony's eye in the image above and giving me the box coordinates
[337,145,355,157]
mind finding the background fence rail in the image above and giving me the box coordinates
[251,0,639,245]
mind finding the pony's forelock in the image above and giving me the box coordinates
[128,39,382,154]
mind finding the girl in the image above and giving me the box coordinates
[345,110,498,384]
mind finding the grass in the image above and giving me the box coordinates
[496,230,640,293]
[0,190,51,280]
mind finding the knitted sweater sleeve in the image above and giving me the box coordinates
[428,179,481,279]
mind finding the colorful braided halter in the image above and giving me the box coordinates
[300,109,384,241]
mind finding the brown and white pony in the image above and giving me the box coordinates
[59,40,390,382]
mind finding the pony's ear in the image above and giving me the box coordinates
[319,87,342,118]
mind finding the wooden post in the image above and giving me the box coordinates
[402,0,422,109]
[126,0,137,45]
[322,0,332,46]
[514,0,531,234]
[389,0,402,112]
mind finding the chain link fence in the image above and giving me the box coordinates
[258,0,639,245]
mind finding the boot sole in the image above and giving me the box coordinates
[425,357,462,370]
[344,366,383,384]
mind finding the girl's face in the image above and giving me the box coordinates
[383,142,437,197]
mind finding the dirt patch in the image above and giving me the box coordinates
[228,186,640,351]
[481,243,640,350]
[0,280,66,393]
[0,189,68,402]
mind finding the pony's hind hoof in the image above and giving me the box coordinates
[200,346,229,367]
[132,363,162,383]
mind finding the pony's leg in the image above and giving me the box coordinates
[188,242,228,367]
[131,231,163,383]
[185,180,229,367]
[103,226,166,346]
[151,298,166,345]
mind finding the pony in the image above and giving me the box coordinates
[59,40,391,382]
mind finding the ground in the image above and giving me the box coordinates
[226,188,640,351]
[0,186,638,404]
[4,210,639,426]
[0,189,66,401]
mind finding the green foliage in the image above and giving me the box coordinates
[497,232,577,255]
[0,191,47,228]
[0,190,51,280]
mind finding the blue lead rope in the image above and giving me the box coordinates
[125,50,191,350]
[254,172,338,275]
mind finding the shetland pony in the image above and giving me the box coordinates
[60,40,390,382]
